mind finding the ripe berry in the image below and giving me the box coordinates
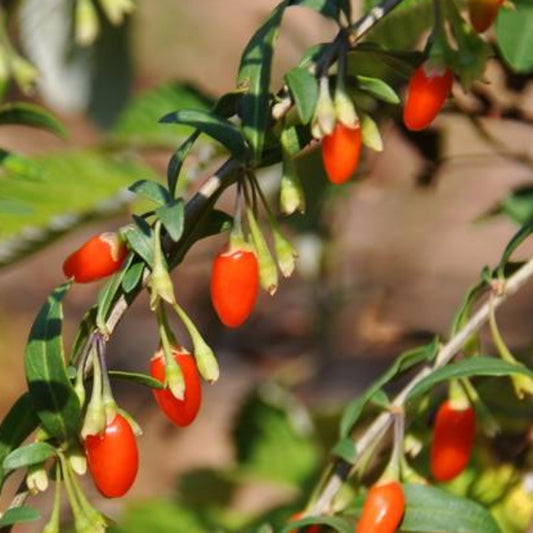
[355,481,405,533]
[85,413,139,498]
[468,0,503,33]
[63,232,127,283]
[403,64,453,131]
[430,400,476,482]
[210,245,259,328]
[150,348,202,427]
[321,122,362,185]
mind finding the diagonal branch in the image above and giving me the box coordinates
[308,257,533,516]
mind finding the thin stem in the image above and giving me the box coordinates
[308,257,533,515]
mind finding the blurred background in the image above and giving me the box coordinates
[1,1,533,532]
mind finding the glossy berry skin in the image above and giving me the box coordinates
[355,481,405,533]
[321,122,362,185]
[85,413,139,498]
[431,400,476,482]
[150,348,202,427]
[210,246,259,328]
[469,0,503,33]
[403,65,453,131]
[63,232,127,283]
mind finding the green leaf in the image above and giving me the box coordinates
[281,516,352,533]
[0,149,44,180]
[498,218,533,272]
[0,506,41,528]
[482,185,533,224]
[496,0,533,74]
[24,282,81,441]
[121,221,154,268]
[355,75,400,104]
[233,384,320,485]
[96,254,133,331]
[0,393,39,487]
[285,67,319,124]
[3,442,56,471]
[156,199,185,242]
[121,262,145,294]
[400,483,502,533]
[167,131,201,198]
[407,356,533,401]
[289,0,342,20]
[69,306,97,364]
[0,150,159,268]
[160,109,249,161]
[129,180,171,206]
[108,370,164,389]
[331,437,358,463]
[339,337,439,438]
[0,102,66,137]
[111,82,214,147]
[237,1,288,162]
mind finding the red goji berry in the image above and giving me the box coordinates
[63,232,127,283]
[430,400,475,482]
[210,245,259,328]
[150,347,202,427]
[469,0,503,33]
[355,481,405,533]
[85,413,139,498]
[403,64,453,131]
[321,122,362,185]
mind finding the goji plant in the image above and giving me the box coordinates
[1,1,533,533]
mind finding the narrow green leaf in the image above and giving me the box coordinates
[24,282,81,441]
[3,442,56,471]
[167,131,200,198]
[108,370,165,389]
[0,393,39,487]
[237,1,288,162]
[355,75,400,104]
[400,483,502,533]
[331,438,358,463]
[281,515,352,533]
[129,179,171,206]
[96,254,133,330]
[407,356,533,401]
[0,506,41,527]
[121,262,145,294]
[289,0,342,19]
[339,337,439,438]
[496,1,533,73]
[69,306,97,364]
[156,199,184,242]
[499,217,533,271]
[160,109,249,161]
[285,67,319,124]
[0,102,66,137]
[121,222,154,268]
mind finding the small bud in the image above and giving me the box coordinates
[360,113,383,152]
[246,208,278,295]
[273,227,297,278]
[334,86,358,129]
[26,463,49,494]
[165,353,185,400]
[149,222,176,309]
[280,128,305,215]
[98,0,135,25]
[11,55,38,95]
[68,447,87,476]
[311,76,336,139]
[76,0,100,46]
